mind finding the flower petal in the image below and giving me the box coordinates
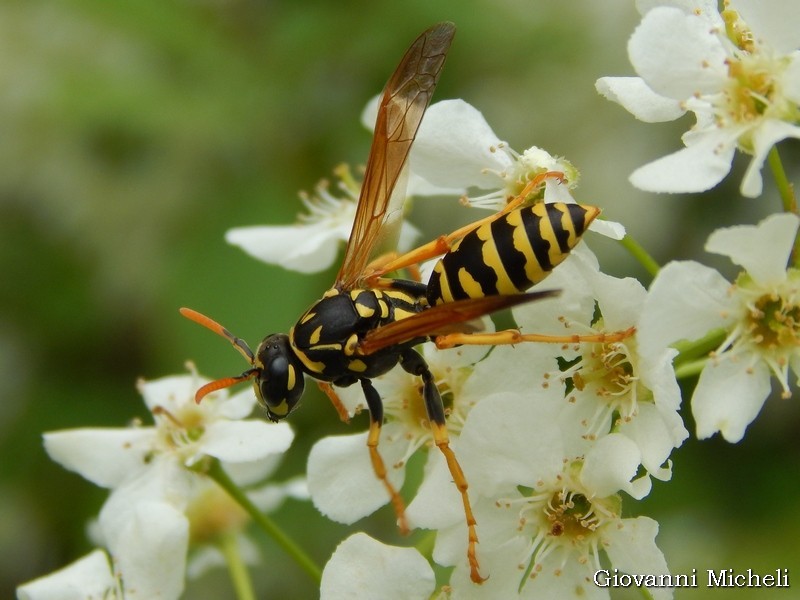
[43,428,155,489]
[603,516,672,600]
[595,76,686,122]
[17,550,117,600]
[734,0,800,54]
[629,7,728,98]
[225,221,351,274]
[111,502,189,600]
[692,355,771,442]
[200,420,293,464]
[411,99,510,190]
[629,131,736,194]
[307,429,405,524]
[638,261,734,361]
[581,434,649,499]
[705,212,800,287]
[320,533,434,600]
[458,391,565,495]
[740,119,800,198]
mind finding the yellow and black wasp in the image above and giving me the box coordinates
[181,22,600,583]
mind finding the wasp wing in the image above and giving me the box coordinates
[334,22,455,291]
[357,290,560,356]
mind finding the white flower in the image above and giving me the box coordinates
[511,252,688,481]
[431,392,672,599]
[365,97,625,240]
[320,533,435,600]
[639,212,800,441]
[597,0,800,197]
[225,165,420,274]
[307,321,557,530]
[40,368,294,599]
[17,550,121,600]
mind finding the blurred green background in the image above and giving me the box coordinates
[2,1,798,598]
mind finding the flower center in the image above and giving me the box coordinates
[721,55,781,128]
[543,490,599,539]
[509,470,621,589]
[568,339,642,434]
[746,292,800,353]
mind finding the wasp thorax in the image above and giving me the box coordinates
[253,333,305,422]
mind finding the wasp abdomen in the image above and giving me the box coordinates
[426,202,599,305]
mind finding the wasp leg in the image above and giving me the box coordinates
[399,349,485,584]
[434,326,637,349]
[365,171,565,281]
[317,382,351,423]
[360,378,409,535]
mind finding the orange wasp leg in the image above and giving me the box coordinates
[360,378,410,536]
[399,348,486,584]
[434,326,637,349]
[364,170,565,282]
[317,382,351,423]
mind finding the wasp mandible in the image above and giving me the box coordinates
[181,22,602,584]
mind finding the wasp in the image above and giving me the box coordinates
[181,22,603,584]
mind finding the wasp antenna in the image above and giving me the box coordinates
[180,307,255,364]
[194,369,259,404]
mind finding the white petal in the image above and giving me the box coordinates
[629,131,736,193]
[216,388,258,420]
[17,550,117,600]
[581,434,648,499]
[463,342,558,402]
[705,212,799,286]
[692,355,771,442]
[636,0,724,23]
[603,516,673,600]
[595,76,686,122]
[411,99,511,190]
[43,428,155,489]
[405,445,464,530]
[320,533,434,600]
[523,553,608,600]
[138,374,200,413]
[98,458,194,544]
[734,0,800,54]
[740,119,800,198]
[783,54,800,105]
[221,454,283,487]
[458,392,565,496]
[629,7,728,98]
[111,502,189,600]
[307,429,405,524]
[200,420,293,464]
[225,221,350,274]
[589,217,626,240]
[617,403,682,480]
[590,270,646,331]
[638,261,734,361]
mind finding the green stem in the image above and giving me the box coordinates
[219,531,256,600]
[673,357,709,380]
[767,146,800,267]
[637,585,656,600]
[207,459,322,583]
[768,146,796,214]
[618,234,660,278]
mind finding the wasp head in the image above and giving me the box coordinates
[253,333,306,422]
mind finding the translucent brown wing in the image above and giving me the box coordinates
[356,290,560,356]
[334,22,455,291]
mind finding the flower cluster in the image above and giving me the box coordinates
[18,368,301,599]
[19,3,800,598]
[597,0,800,197]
